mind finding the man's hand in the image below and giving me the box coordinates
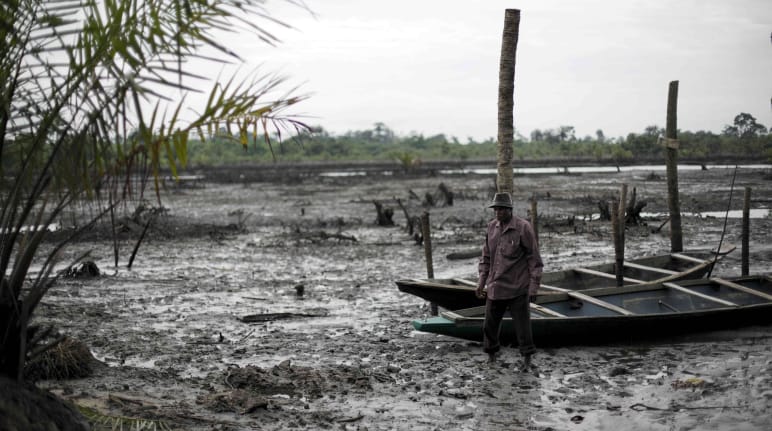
[529,293,538,303]
[475,286,486,299]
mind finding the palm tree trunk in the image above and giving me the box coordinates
[665,80,683,252]
[0,299,22,379]
[496,9,520,194]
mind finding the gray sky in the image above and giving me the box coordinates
[220,0,771,141]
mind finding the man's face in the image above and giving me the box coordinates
[493,206,512,223]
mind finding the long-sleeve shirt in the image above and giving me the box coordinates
[478,215,543,299]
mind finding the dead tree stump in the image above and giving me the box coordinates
[423,192,435,207]
[410,216,422,237]
[598,201,611,221]
[373,201,394,226]
[627,201,647,225]
[413,230,423,246]
[438,183,454,206]
[622,187,647,225]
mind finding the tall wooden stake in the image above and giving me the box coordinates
[530,199,539,244]
[742,187,751,276]
[421,211,437,316]
[611,199,623,287]
[109,191,119,267]
[496,9,520,194]
[665,80,683,252]
[614,184,627,286]
[618,183,627,247]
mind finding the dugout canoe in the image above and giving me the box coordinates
[411,275,772,345]
[396,248,735,311]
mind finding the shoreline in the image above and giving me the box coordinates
[167,158,769,183]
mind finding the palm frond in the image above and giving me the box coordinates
[2,0,312,382]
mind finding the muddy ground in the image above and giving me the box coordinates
[34,165,772,430]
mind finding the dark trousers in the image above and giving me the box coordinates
[483,294,535,357]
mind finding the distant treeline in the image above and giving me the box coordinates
[182,113,772,166]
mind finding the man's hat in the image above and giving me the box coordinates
[488,192,513,208]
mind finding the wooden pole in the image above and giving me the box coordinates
[665,80,683,252]
[109,192,119,267]
[530,199,539,244]
[421,211,437,315]
[611,184,627,286]
[618,183,627,246]
[611,199,624,287]
[496,9,520,194]
[742,187,751,276]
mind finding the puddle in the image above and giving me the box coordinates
[577,208,770,222]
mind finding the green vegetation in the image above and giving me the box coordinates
[183,113,771,166]
[1,0,307,383]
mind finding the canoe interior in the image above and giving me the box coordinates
[396,250,731,311]
[413,276,772,345]
[444,276,772,321]
[399,250,721,293]
[541,253,713,289]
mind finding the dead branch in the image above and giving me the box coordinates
[240,309,329,323]
[395,198,414,234]
[446,249,480,260]
[297,231,358,243]
[653,216,671,233]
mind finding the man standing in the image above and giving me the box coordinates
[476,192,543,371]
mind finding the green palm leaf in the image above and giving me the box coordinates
[1,0,311,382]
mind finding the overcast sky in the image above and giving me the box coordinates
[217,0,771,141]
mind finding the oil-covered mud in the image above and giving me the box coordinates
[35,166,772,430]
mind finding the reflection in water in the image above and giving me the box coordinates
[577,208,770,221]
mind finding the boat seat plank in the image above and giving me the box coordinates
[529,303,566,317]
[451,278,477,287]
[447,304,567,318]
[566,292,635,315]
[441,306,487,322]
[539,284,571,293]
[623,261,678,275]
[663,282,738,307]
[408,279,471,291]
[573,267,645,284]
[671,253,706,264]
[711,278,772,301]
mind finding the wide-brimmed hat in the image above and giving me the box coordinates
[488,192,513,208]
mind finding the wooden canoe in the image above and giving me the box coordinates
[396,248,735,311]
[411,275,772,345]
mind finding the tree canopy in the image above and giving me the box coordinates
[179,115,772,166]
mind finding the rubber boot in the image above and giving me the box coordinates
[519,354,532,372]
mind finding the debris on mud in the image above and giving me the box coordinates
[29,166,772,431]
[239,308,329,323]
[197,360,389,419]
[25,337,97,381]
